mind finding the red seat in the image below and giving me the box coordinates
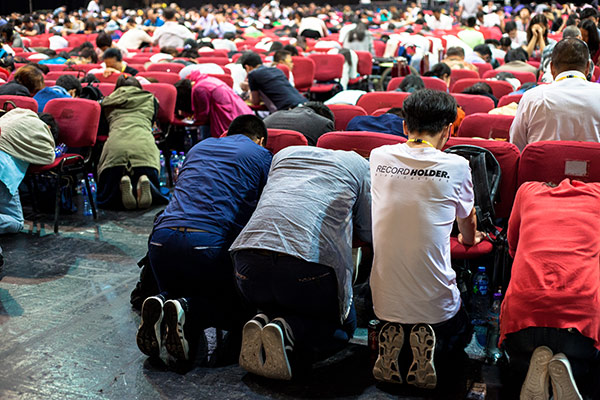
[291,56,315,92]
[142,83,177,126]
[527,60,541,69]
[450,93,495,115]
[482,70,536,84]
[327,104,367,131]
[457,113,515,140]
[44,80,56,87]
[197,50,229,58]
[276,64,290,79]
[128,64,146,72]
[146,63,185,74]
[46,70,87,80]
[518,141,600,186]
[96,83,115,97]
[307,53,345,93]
[195,57,231,66]
[45,64,68,72]
[371,108,390,117]
[0,95,38,112]
[137,72,181,85]
[387,76,448,92]
[29,98,102,233]
[316,131,406,158]
[497,93,523,107]
[265,129,308,154]
[473,62,493,77]
[593,65,600,82]
[373,40,386,57]
[449,69,479,88]
[451,78,514,99]
[207,74,234,88]
[93,72,122,83]
[348,51,373,86]
[356,92,411,115]
[69,64,102,73]
[231,53,266,63]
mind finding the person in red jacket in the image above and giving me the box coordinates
[500,179,600,400]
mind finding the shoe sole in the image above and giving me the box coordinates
[120,177,137,210]
[239,320,264,375]
[549,357,582,400]
[406,323,437,389]
[520,346,552,400]
[137,176,152,209]
[163,300,189,361]
[373,322,404,384]
[261,323,292,380]
[136,297,163,358]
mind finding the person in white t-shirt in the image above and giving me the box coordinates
[370,89,484,389]
[116,19,152,50]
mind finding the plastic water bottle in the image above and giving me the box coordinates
[54,143,67,157]
[80,179,92,216]
[472,266,490,346]
[170,150,179,184]
[177,152,186,175]
[486,288,503,363]
[159,151,168,187]
[87,174,97,206]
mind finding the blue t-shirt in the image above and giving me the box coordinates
[248,65,307,110]
[144,17,164,27]
[346,114,406,137]
[34,86,71,112]
[154,134,272,241]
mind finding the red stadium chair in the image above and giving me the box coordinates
[450,93,495,115]
[45,64,68,72]
[44,80,56,87]
[28,98,101,233]
[291,56,315,92]
[265,129,308,154]
[68,64,102,73]
[457,113,515,140]
[0,95,38,112]
[482,70,536,84]
[276,64,290,79]
[142,83,177,126]
[316,131,406,157]
[197,50,229,58]
[449,69,479,88]
[97,83,115,97]
[207,74,234,88]
[46,70,87,80]
[371,108,390,117]
[327,104,368,131]
[473,62,493,77]
[307,53,345,94]
[93,72,122,83]
[451,78,514,99]
[356,92,411,115]
[348,51,373,87]
[387,76,447,92]
[518,141,600,186]
[195,57,231,66]
[137,72,180,85]
[373,40,386,57]
[497,93,523,107]
[146,63,185,74]
[128,64,146,72]
[593,65,600,82]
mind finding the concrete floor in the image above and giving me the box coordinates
[0,204,504,400]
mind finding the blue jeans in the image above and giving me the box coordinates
[148,228,250,331]
[0,181,24,234]
[232,249,356,362]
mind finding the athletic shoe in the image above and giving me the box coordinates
[520,345,553,400]
[239,313,269,375]
[136,295,165,358]
[261,317,295,380]
[137,175,152,209]
[120,175,137,210]
[163,298,191,361]
[548,353,582,400]
[406,323,437,389]
[373,322,404,384]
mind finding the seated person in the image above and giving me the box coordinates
[272,49,295,86]
[423,62,452,88]
[442,46,478,72]
[396,75,425,93]
[100,48,138,77]
[231,145,371,380]
[369,89,483,389]
[0,64,44,96]
[0,109,57,234]
[500,179,600,400]
[97,76,166,210]
[34,75,82,112]
[496,48,537,75]
[242,52,307,111]
[263,101,334,145]
[346,107,406,137]
[137,115,271,365]
[462,82,498,107]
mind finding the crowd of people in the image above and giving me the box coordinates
[0,1,600,399]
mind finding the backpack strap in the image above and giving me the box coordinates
[470,151,497,235]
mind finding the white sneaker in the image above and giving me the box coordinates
[373,322,404,384]
[261,317,295,380]
[548,353,583,400]
[520,345,553,400]
[406,323,437,389]
[120,175,137,210]
[239,313,269,376]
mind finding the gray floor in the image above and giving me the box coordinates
[0,205,503,400]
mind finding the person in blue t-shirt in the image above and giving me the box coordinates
[136,115,272,368]
[143,8,165,30]
[346,107,406,137]
[34,75,82,112]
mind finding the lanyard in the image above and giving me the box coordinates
[408,138,436,148]
[555,74,586,82]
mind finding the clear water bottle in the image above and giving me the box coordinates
[486,288,503,363]
[177,151,186,175]
[79,179,92,216]
[87,173,97,206]
[170,150,179,184]
[471,266,490,347]
[54,143,67,157]
[159,151,168,188]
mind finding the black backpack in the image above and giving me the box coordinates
[445,145,501,235]
[80,82,104,102]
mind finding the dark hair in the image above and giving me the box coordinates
[462,82,493,95]
[103,47,122,61]
[466,17,477,28]
[386,107,404,116]
[15,64,45,94]
[0,56,15,72]
[80,48,98,63]
[581,19,600,56]
[504,48,528,63]
[398,74,425,93]
[402,89,457,135]
[580,7,598,20]
[227,114,268,142]
[473,44,492,57]
[283,44,299,56]
[56,75,83,96]
[485,39,500,46]
[269,41,284,53]
[423,62,451,79]
[84,21,96,32]
[174,79,193,114]
[348,22,368,42]
[526,14,549,45]
[38,112,59,142]
[95,31,112,49]
[163,8,176,21]
[551,38,590,72]
[446,46,465,58]
[223,32,236,40]
[504,21,517,33]
[273,50,291,63]
[566,14,579,27]
[241,52,263,68]
[115,75,141,89]
[0,24,15,42]
[303,101,335,122]
[499,36,512,47]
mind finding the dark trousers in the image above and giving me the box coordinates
[97,166,168,210]
[232,249,356,361]
[503,327,600,397]
[148,228,251,331]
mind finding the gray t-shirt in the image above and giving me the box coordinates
[263,107,334,146]
[230,146,372,320]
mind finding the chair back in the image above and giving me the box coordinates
[146,63,185,74]
[457,113,515,140]
[472,62,493,77]
[291,56,315,91]
[93,72,122,83]
[450,93,495,115]
[137,72,181,85]
[482,70,536,84]
[497,93,523,107]
[43,98,101,147]
[387,76,447,92]
[308,53,345,81]
[355,51,373,76]
[97,83,115,97]
[276,64,290,79]
[266,129,308,154]
[449,69,479,88]
[207,74,234,88]
[356,92,410,115]
[327,104,367,131]
[317,131,406,158]
[0,95,38,112]
[195,57,230,66]
[451,78,514,99]
[142,83,177,125]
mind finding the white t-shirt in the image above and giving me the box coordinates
[459,0,482,19]
[117,27,152,50]
[370,143,474,324]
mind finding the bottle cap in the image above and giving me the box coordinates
[478,266,486,271]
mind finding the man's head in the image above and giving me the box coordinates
[562,25,582,40]
[580,7,598,23]
[273,50,293,70]
[504,48,528,63]
[432,7,442,19]
[301,101,335,122]
[227,114,268,146]
[283,44,299,56]
[163,8,176,21]
[499,36,512,51]
[402,89,457,147]
[95,31,112,51]
[466,16,477,28]
[241,52,263,72]
[56,74,82,97]
[504,21,517,37]
[473,44,492,62]
[103,47,123,70]
[446,46,465,59]
[147,8,158,22]
[550,38,590,78]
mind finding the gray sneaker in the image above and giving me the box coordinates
[406,323,437,389]
[520,345,552,400]
[548,353,582,400]
[261,317,295,380]
[136,295,165,358]
[239,313,269,375]
[373,322,404,384]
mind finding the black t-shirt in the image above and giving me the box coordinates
[264,107,334,146]
[0,82,30,97]
[247,65,307,110]
[124,64,138,76]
